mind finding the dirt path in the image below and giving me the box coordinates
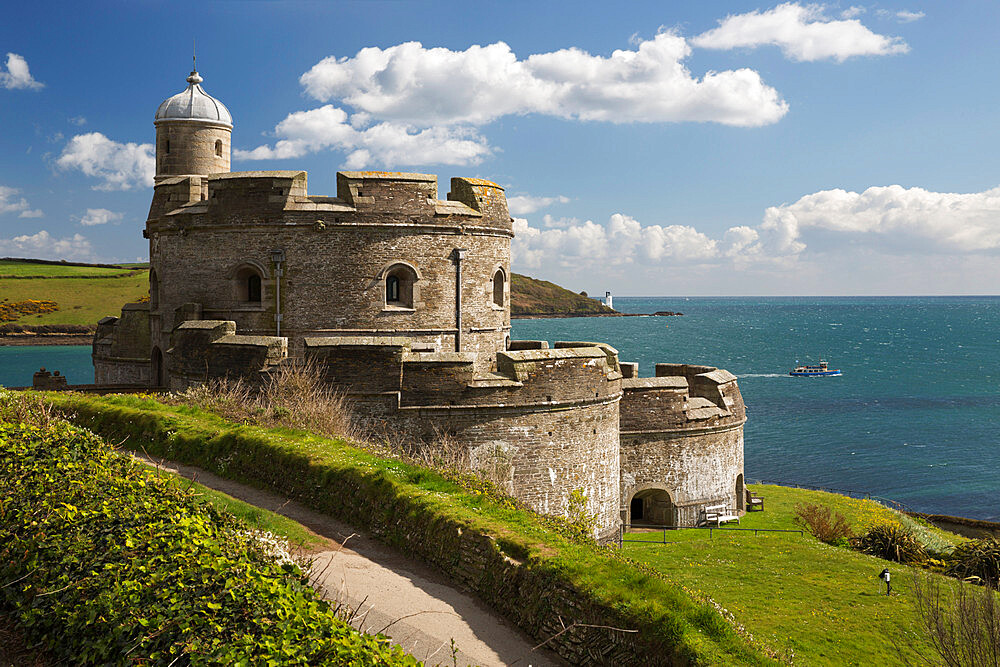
[134,454,564,667]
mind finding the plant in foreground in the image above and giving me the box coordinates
[907,571,1000,667]
[794,502,853,545]
[946,537,1000,588]
[854,522,927,564]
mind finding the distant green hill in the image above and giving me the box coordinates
[511,273,617,317]
[0,258,148,334]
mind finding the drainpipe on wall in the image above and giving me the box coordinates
[271,248,285,337]
[453,248,467,352]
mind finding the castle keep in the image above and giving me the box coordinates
[93,68,747,540]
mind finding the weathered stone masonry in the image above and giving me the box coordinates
[93,67,747,539]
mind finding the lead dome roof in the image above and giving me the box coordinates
[154,70,232,128]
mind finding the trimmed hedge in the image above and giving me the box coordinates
[44,392,770,665]
[0,414,417,665]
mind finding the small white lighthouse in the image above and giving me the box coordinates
[604,291,613,309]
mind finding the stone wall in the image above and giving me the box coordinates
[93,303,152,386]
[154,122,231,181]
[302,338,624,540]
[146,171,511,373]
[619,364,746,526]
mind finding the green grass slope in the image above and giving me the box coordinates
[511,273,617,316]
[0,259,148,330]
[43,391,769,665]
[625,485,970,665]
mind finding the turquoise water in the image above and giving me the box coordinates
[0,345,94,387]
[3,297,998,519]
[515,297,1000,521]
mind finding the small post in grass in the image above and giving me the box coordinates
[879,568,892,596]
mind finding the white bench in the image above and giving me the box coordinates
[702,504,740,526]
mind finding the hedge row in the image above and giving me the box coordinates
[43,392,769,666]
[0,409,417,665]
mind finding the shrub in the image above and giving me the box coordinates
[910,571,1000,666]
[946,537,1000,588]
[794,502,853,544]
[0,414,416,665]
[854,522,927,564]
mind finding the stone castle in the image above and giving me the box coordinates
[93,67,747,540]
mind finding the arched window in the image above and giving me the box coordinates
[386,275,400,303]
[149,269,159,310]
[234,265,264,305]
[215,139,223,157]
[492,268,505,307]
[383,264,417,309]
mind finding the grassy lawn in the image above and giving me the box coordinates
[0,259,142,278]
[0,273,148,325]
[624,485,967,665]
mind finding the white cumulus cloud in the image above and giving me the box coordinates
[0,185,41,218]
[299,34,788,126]
[234,104,491,167]
[241,32,790,167]
[692,3,909,62]
[57,133,155,191]
[0,230,95,262]
[895,10,925,23]
[758,184,1000,255]
[511,182,1000,277]
[507,194,571,216]
[79,208,123,226]
[0,53,43,90]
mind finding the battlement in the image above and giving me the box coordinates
[206,171,308,210]
[620,362,745,432]
[301,335,621,409]
[336,170,438,210]
[448,177,510,230]
[167,320,286,389]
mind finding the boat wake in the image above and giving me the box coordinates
[736,373,787,378]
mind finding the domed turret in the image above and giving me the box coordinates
[154,67,232,181]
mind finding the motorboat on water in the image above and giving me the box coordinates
[789,360,842,377]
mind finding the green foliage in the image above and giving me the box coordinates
[0,412,417,665]
[854,522,928,564]
[43,391,768,665]
[566,488,598,539]
[794,502,853,544]
[510,273,617,315]
[946,537,1000,588]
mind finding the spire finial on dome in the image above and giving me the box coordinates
[187,40,202,85]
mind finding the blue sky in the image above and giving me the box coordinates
[2,1,999,295]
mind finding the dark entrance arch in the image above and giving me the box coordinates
[736,474,745,512]
[151,347,163,387]
[628,487,675,526]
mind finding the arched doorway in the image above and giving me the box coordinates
[151,347,163,387]
[736,474,745,512]
[628,487,675,527]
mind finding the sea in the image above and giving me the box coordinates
[2,296,998,520]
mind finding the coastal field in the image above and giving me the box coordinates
[624,485,967,665]
[0,259,148,328]
[37,391,996,666]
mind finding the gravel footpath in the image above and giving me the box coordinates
[134,453,564,667]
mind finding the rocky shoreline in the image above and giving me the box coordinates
[0,334,93,346]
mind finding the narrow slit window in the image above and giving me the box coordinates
[386,275,400,303]
[247,274,262,303]
[492,269,505,307]
[215,139,223,157]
